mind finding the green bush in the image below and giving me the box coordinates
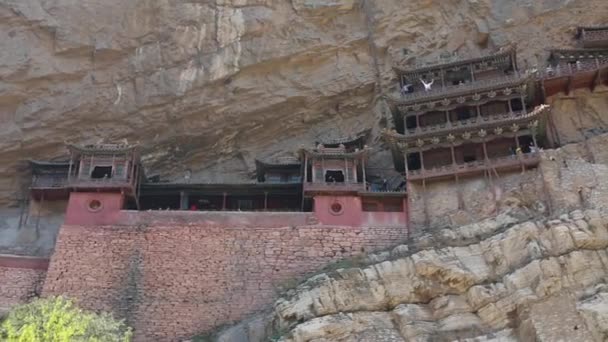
[0,296,132,342]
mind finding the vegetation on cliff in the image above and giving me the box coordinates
[0,296,132,342]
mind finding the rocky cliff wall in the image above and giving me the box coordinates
[226,208,608,342]
[2,0,608,206]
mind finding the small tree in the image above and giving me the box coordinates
[0,296,132,342]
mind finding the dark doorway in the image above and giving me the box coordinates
[462,145,477,163]
[325,170,345,183]
[405,115,418,130]
[456,107,472,121]
[91,166,113,179]
[407,153,422,171]
[510,98,524,112]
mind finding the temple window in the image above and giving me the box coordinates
[91,166,113,179]
[510,98,524,111]
[456,107,472,121]
[325,170,345,183]
[405,115,417,129]
[407,153,421,171]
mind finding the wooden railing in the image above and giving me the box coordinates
[583,30,608,44]
[539,59,607,79]
[303,182,366,192]
[68,178,133,188]
[31,175,68,189]
[405,110,530,137]
[397,74,522,102]
[408,152,540,180]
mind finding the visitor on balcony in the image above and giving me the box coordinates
[401,82,413,96]
[529,142,537,153]
[420,78,434,91]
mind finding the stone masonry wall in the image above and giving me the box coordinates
[0,260,47,314]
[42,221,407,341]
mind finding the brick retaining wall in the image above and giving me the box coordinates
[0,255,48,315]
[42,219,406,341]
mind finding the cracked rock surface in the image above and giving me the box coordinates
[219,209,608,341]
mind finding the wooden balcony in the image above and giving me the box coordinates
[407,152,540,181]
[31,175,68,189]
[68,177,135,190]
[540,59,606,79]
[581,29,608,48]
[395,74,524,104]
[540,58,608,97]
[404,110,532,139]
[303,182,366,195]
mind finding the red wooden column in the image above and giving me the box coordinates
[264,192,268,211]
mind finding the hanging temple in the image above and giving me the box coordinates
[25,26,608,229]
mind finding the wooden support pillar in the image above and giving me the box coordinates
[222,192,227,211]
[67,156,74,183]
[520,94,526,113]
[361,158,367,189]
[78,157,84,179]
[445,111,450,125]
[180,191,189,210]
[344,158,348,182]
[482,139,498,209]
[507,99,513,115]
[303,155,308,183]
[264,192,268,211]
[35,192,43,238]
[422,178,429,227]
[415,114,420,129]
[514,133,525,172]
[440,68,445,89]
[470,64,475,81]
[592,68,601,92]
[89,154,94,178]
[419,150,425,171]
[451,144,463,209]
[476,105,482,119]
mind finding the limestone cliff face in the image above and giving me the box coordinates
[2,0,608,205]
[220,209,608,341]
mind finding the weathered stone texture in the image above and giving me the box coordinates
[42,222,406,341]
[265,210,608,342]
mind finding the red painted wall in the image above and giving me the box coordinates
[65,192,125,225]
[313,195,408,227]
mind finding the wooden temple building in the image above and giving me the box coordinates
[26,136,407,228]
[139,157,303,212]
[383,47,550,225]
[540,26,608,98]
[29,143,142,208]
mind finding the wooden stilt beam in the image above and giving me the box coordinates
[35,192,43,239]
[264,192,268,211]
[566,75,573,95]
[591,69,601,92]
[422,178,429,228]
